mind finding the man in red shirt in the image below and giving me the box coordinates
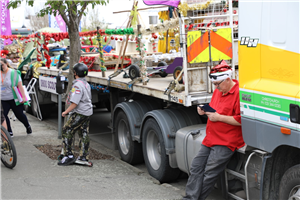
[183,60,245,200]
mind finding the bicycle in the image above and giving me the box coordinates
[1,125,17,169]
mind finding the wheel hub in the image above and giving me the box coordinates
[118,119,130,155]
[146,130,161,170]
[289,185,300,200]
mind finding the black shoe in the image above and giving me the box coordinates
[26,126,32,134]
[58,155,76,166]
[9,132,13,138]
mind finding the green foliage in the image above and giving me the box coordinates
[7,1,109,19]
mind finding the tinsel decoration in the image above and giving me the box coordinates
[130,5,138,27]
[35,32,42,62]
[96,30,107,72]
[105,28,135,35]
[178,1,212,17]
[15,39,24,65]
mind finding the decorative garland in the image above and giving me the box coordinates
[178,1,212,17]
[105,28,135,35]
[185,20,238,30]
[96,30,106,72]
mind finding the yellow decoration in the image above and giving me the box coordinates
[178,1,212,17]
[130,5,138,27]
[33,62,42,78]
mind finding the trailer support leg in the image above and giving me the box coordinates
[110,88,120,150]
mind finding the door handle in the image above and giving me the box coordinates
[290,104,300,124]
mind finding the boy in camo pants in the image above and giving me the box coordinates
[58,63,93,166]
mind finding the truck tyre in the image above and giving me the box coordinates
[173,66,183,83]
[278,164,300,199]
[115,111,144,165]
[142,118,181,183]
[128,64,140,80]
[157,61,168,77]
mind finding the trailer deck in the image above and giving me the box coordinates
[32,66,212,106]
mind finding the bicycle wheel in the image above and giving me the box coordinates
[1,125,17,169]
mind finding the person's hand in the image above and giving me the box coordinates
[21,97,27,103]
[62,111,68,117]
[197,106,206,115]
[206,112,220,122]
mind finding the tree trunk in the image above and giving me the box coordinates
[64,18,81,113]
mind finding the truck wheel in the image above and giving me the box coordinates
[173,66,183,84]
[115,111,143,165]
[128,64,140,80]
[279,164,300,199]
[142,118,181,183]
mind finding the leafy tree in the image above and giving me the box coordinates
[7,0,109,110]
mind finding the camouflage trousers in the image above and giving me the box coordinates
[62,113,90,159]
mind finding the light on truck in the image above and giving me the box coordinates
[281,127,291,135]
[179,99,183,103]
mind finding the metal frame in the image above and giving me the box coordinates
[179,0,237,106]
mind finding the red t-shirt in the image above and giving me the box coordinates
[202,79,245,151]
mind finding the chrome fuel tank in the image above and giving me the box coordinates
[175,124,207,174]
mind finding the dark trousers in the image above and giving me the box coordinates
[183,144,235,200]
[1,100,30,133]
[62,113,90,159]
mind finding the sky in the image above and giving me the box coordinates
[87,0,167,28]
[13,0,168,29]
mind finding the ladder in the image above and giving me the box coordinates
[225,146,270,200]
[26,78,43,121]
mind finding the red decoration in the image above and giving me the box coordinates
[111,36,114,40]
[233,10,237,14]
[223,8,227,12]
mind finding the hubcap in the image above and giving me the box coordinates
[130,69,136,77]
[289,185,300,200]
[118,119,130,155]
[146,130,161,170]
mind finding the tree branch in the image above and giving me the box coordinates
[78,2,88,23]
[57,1,70,28]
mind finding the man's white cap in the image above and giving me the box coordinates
[209,60,232,82]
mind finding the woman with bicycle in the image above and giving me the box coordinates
[0,58,32,137]
[1,104,17,169]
